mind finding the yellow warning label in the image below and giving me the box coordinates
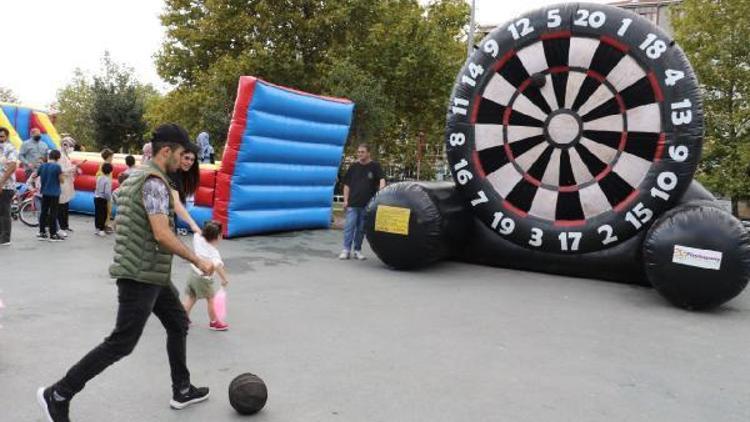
[374,205,411,236]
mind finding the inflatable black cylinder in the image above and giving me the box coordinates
[643,202,750,310]
[364,182,472,270]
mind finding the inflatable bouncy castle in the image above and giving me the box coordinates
[13,77,354,238]
[214,77,354,237]
[0,103,61,150]
[364,3,750,310]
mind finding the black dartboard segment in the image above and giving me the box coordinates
[446,2,703,254]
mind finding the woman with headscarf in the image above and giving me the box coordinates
[57,137,84,235]
[196,132,214,164]
[142,141,153,165]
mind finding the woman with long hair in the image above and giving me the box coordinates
[169,149,201,234]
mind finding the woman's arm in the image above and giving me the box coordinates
[171,189,201,234]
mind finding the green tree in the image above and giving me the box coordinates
[56,55,159,152]
[91,53,156,152]
[672,0,750,201]
[55,69,96,149]
[153,0,469,171]
[0,86,19,103]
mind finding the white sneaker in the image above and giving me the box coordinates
[95,230,106,237]
[353,251,366,260]
[338,250,350,260]
[0,241,10,246]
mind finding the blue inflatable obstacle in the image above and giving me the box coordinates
[214,76,355,237]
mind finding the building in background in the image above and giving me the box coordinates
[609,0,682,35]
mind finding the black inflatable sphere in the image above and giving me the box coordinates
[229,373,268,415]
[364,182,471,270]
[446,2,703,254]
[643,203,750,310]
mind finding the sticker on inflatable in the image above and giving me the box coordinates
[374,205,411,236]
[672,245,722,270]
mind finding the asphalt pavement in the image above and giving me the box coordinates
[1,215,748,421]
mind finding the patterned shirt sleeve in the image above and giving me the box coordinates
[4,144,18,162]
[142,177,170,215]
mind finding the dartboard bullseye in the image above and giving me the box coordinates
[446,2,703,254]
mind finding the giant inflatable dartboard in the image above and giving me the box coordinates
[446,3,703,253]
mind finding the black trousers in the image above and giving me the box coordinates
[40,195,59,236]
[94,197,108,230]
[54,279,191,399]
[0,189,13,243]
[57,202,70,230]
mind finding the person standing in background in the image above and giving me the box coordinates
[57,137,82,235]
[94,163,113,237]
[338,144,385,260]
[19,128,48,178]
[37,150,65,242]
[123,155,136,176]
[0,127,18,246]
[196,132,214,164]
[142,142,153,165]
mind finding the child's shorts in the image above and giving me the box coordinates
[185,272,216,299]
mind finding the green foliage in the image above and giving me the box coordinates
[672,0,750,199]
[153,0,470,168]
[91,53,154,152]
[0,86,19,103]
[54,69,95,149]
[56,53,158,153]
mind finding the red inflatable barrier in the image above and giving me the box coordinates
[75,175,97,192]
[76,160,100,176]
[195,168,217,206]
[195,186,214,207]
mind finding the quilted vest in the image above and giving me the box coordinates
[109,162,175,286]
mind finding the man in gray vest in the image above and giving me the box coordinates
[37,124,214,421]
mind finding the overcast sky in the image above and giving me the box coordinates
[2,0,608,108]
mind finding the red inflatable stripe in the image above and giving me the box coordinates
[213,76,257,235]
[30,113,45,133]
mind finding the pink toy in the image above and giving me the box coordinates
[213,288,227,322]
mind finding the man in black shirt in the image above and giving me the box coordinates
[339,144,385,260]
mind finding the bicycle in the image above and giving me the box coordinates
[10,184,39,227]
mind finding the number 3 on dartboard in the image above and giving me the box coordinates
[529,228,543,247]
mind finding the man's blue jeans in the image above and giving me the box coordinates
[343,207,366,252]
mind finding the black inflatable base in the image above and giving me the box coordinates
[644,202,750,310]
[365,181,750,310]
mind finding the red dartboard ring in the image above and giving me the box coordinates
[446,3,703,254]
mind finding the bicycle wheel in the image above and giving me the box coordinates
[19,199,39,227]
